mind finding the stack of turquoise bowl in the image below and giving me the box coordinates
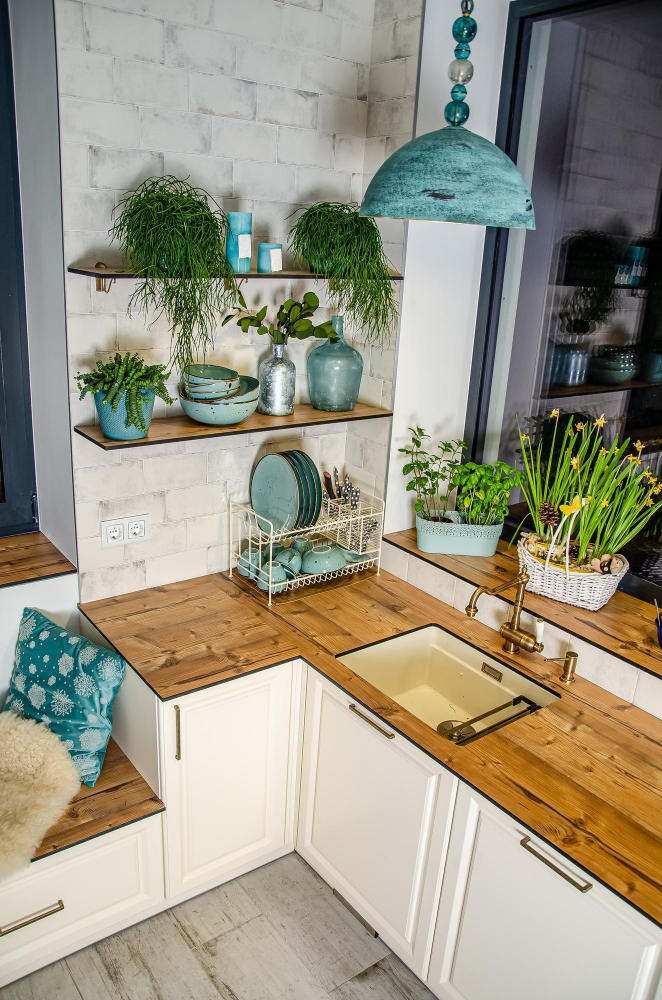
[179,364,260,426]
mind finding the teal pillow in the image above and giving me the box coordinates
[3,608,126,787]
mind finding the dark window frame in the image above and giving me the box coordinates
[464,0,662,601]
[0,0,37,537]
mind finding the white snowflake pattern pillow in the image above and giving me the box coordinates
[3,608,126,786]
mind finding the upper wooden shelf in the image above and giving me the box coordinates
[540,377,659,399]
[67,264,404,281]
[75,402,393,451]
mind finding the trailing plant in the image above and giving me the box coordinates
[517,410,662,567]
[452,461,523,526]
[223,290,335,345]
[557,230,621,334]
[399,427,465,519]
[288,202,397,346]
[109,176,239,373]
[76,353,173,432]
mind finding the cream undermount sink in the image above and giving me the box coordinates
[337,626,559,745]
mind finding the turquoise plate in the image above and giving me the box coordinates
[295,451,322,526]
[250,454,302,532]
[285,452,313,528]
[280,453,307,529]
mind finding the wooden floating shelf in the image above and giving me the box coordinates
[540,378,661,399]
[74,403,393,451]
[67,264,404,281]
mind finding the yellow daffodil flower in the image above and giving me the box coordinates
[647,497,654,507]
[576,422,586,431]
[521,433,530,443]
[550,408,560,419]
[655,485,662,495]
[635,440,644,451]
[601,499,609,508]
[560,495,583,517]
[571,455,579,469]
[593,414,606,428]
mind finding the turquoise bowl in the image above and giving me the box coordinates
[290,538,312,557]
[183,363,239,388]
[95,389,155,441]
[257,561,289,593]
[274,548,302,578]
[301,543,347,575]
[237,547,263,579]
[179,379,259,426]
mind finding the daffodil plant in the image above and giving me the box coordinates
[517,411,662,570]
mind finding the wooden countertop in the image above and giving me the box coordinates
[0,532,76,589]
[386,529,662,680]
[34,739,164,860]
[80,570,662,928]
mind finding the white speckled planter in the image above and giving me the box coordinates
[415,510,503,557]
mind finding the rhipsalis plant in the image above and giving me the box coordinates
[76,353,173,432]
[109,176,239,373]
[399,428,465,519]
[223,290,335,345]
[288,202,397,347]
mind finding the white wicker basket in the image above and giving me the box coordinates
[517,534,628,611]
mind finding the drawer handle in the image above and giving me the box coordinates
[0,899,64,936]
[520,837,592,893]
[175,704,181,761]
[349,703,395,739]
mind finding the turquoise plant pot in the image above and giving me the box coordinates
[415,510,503,557]
[94,389,155,441]
[226,212,252,273]
[307,316,363,412]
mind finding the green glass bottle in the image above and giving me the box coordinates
[307,316,363,412]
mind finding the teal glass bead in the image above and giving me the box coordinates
[449,58,474,84]
[452,15,477,42]
[455,42,471,59]
[444,100,470,126]
[451,84,467,101]
[461,0,474,12]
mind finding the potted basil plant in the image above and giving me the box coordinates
[450,461,523,557]
[76,352,173,440]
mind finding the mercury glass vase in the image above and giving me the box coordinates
[307,316,363,412]
[258,342,296,416]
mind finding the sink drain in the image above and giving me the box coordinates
[437,719,477,742]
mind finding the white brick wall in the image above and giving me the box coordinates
[55,0,424,599]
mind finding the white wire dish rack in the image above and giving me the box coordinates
[229,493,384,604]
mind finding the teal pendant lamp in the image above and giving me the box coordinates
[360,0,535,230]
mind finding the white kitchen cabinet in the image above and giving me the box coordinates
[297,668,458,978]
[161,660,301,898]
[427,784,662,1000]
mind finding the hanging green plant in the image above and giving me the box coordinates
[288,202,397,347]
[557,230,621,334]
[109,176,239,373]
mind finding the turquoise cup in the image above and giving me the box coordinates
[258,242,283,273]
[226,212,253,273]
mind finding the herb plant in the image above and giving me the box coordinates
[223,290,335,345]
[518,411,662,564]
[76,353,173,432]
[109,176,239,373]
[399,427,465,519]
[288,202,397,346]
[452,462,523,526]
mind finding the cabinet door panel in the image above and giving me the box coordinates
[163,662,294,897]
[297,669,457,978]
[428,785,662,1000]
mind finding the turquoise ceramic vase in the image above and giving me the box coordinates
[307,316,363,412]
[94,389,155,440]
[226,211,252,273]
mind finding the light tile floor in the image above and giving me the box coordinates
[2,854,436,1000]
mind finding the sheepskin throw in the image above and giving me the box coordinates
[0,712,79,880]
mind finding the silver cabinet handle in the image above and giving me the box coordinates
[349,703,395,739]
[174,704,181,761]
[0,899,64,936]
[520,836,592,892]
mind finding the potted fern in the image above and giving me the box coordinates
[288,202,397,347]
[76,353,173,440]
[109,176,239,374]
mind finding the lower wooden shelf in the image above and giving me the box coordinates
[74,403,393,451]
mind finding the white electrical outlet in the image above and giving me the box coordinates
[101,514,149,548]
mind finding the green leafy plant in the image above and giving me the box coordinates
[558,230,621,334]
[452,461,523,526]
[518,411,662,565]
[76,353,173,432]
[288,202,397,346]
[109,176,239,373]
[399,427,465,519]
[223,290,335,345]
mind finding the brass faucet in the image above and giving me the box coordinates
[544,651,578,684]
[465,570,544,654]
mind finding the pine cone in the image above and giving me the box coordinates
[538,501,560,527]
